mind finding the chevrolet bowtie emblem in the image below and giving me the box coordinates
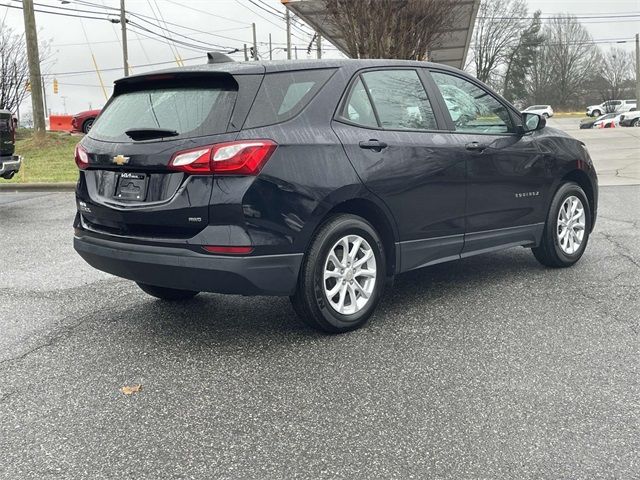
[112,155,130,166]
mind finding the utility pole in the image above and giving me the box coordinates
[244,44,249,61]
[120,0,129,76]
[285,9,292,60]
[22,0,46,136]
[295,46,298,60]
[252,23,258,60]
[636,33,640,104]
[269,33,272,60]
[316,31,322,59]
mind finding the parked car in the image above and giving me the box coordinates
[71,109,101,134]
[523,104,554,118]
[0,109,21,179]
[586,99,636,117]
[73,59,598,333]
[594,113,623,128]
[619,110,640,127]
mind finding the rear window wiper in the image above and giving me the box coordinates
[124,128,179,140]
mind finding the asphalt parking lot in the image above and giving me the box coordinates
[0,185,638,479]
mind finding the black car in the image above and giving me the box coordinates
[73,59,598,333]
[0,109,21,180]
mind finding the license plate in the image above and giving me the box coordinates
[115,172,148,201]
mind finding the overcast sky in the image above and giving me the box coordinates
[2,0,639,116]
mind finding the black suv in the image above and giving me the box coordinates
[74,59,598,333]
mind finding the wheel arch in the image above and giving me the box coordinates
[312,197,399,277]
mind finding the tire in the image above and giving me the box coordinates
[633,118,639,127]
[532,182,591,268]
[290,214,386,333]
[592,110,601,117]
[136,282,199,300]
[543,113,549,118]
[82,118,94,134]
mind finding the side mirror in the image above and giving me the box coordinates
[519,112,546,133]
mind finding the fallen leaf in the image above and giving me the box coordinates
[120,384,142,395]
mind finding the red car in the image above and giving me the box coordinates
[71,109,101,134]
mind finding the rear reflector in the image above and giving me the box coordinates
[202,245,253,254]
[75,144,89,169]
[169,140,277,175]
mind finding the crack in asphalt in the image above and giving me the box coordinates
[597,232,640,269]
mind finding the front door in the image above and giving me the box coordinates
[332,68,466,272]
[427,69,553,255]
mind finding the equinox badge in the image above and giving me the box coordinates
[112,155,130,166]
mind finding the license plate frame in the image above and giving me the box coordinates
[114,172,148,201]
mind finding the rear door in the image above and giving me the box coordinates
[77,73,258,238]
[427,69,551,255]
[332,68,466,272]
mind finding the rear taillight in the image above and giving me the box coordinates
[75,144,89,169]
[169,140,277,175]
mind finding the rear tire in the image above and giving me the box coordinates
[592,109,601,117]
[291,214,386,333]
[633,118,639,127]
[532,182,591,268]
[136,282,199,300]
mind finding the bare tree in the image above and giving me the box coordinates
[598,47,634,101]
[0,27,31,114]
[0,26,51,116]
[471,0,528,86]
[323,0,465,60]
[542,15,600,109]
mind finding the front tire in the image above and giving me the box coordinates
[592,110,601,117]
[136,282,199,300]
[632,118,639,127]
[532,182,591,268]
[291,214,386,333]
[82,119,94,134]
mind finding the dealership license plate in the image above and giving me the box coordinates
[115,172,148,201]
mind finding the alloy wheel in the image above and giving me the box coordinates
[323,234,377,315]
[557,196,586,255]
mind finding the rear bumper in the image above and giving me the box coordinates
[0,155,21,178]
[74,232,303,296]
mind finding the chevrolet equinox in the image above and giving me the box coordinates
[73,59,598,333]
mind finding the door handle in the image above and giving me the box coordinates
[359,139,388,152]
[465,141,487,152]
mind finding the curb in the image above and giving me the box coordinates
[0,182,76,192]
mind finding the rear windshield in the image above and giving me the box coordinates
[89,81,237,142]
[244,69,335,128]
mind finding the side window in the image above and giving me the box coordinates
[431,71,514,134]
[361,70,437,130]
[338,77,378,128]
[244,69,335,128]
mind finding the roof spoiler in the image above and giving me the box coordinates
[207,52,234,64]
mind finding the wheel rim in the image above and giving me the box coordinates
[323,234,377,315]
[557,196,586,255]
